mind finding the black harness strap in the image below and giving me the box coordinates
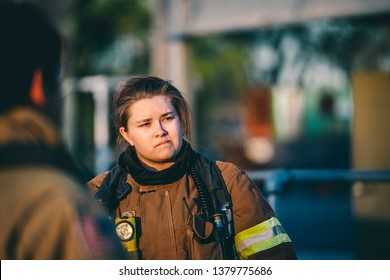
[191,151,237,260]
[94,165,130,221]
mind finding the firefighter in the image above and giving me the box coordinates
[0,0,127,260]
[87,75,297,260]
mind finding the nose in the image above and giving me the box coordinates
[155,121,167,137]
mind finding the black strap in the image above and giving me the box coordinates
[191,151,237,259]
[191,151,232,219]
[94,165,131,221]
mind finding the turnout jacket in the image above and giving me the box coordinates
[0,107,127,260]
[87,143,297,260]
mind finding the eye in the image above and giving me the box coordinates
[139,122,151,127]
[163,115,175,122]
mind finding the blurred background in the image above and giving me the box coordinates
[27,0,390,259]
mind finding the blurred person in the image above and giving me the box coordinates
[0,0,128,260]
[87,75,297,260]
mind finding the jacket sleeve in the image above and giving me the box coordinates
[219,162,297,260]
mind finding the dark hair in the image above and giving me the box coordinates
[0,1,62,112]
[113,75,192,146]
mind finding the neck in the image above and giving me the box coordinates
[120,140,191,186]
[140,160,175,172]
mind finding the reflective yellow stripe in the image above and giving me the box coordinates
[235,217,281,244]
[234,217,292,260]
[238,233,292,260]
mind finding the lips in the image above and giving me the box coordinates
[155,140,171,147]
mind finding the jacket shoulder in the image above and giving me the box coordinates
[86,171,109,195]
[215,161,247,185]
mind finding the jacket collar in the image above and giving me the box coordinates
[0,107,84,181]
[0,107,61,147]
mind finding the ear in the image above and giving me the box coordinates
[119,127,134,146]
[29,69,46,107]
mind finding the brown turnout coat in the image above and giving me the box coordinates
[87,160,297,260]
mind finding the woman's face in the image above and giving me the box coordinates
[119,95,183,171]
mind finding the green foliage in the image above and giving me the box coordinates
[71,0,151,76]
[189,36,249,105]
[188,36,251,149]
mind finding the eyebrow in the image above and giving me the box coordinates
[135,111,175,124]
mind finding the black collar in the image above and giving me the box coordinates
[119,141,192,185]
[0,143,85,182]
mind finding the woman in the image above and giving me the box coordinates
[87,75,297,260]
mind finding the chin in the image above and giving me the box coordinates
[159,156,175,163]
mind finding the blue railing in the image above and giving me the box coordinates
[247,168,390,208]
[246,168,390,259]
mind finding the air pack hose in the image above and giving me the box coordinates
[189,164,214,220]
[189,152,238,260]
